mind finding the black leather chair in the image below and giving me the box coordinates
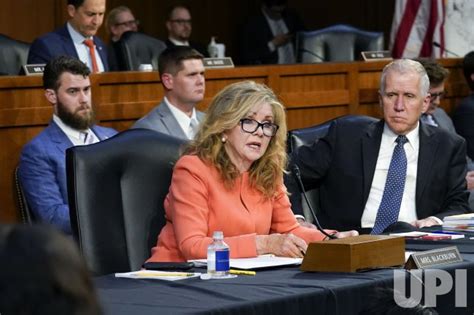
[115,31,167,71]
[13,166,34,224]
[0,34,30,75]
[66,129,187,276]
[295,24,384,63]
[287,115,378,221]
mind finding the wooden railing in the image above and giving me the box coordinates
[0,59,468,223]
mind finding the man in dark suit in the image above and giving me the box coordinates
[240,0,305,65]
[18,56,117,234]
[164,5,208,57]
[27,0,109,72]
[288,59,470,233]
[132,46,205,140]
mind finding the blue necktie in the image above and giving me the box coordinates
[371,135,408,234]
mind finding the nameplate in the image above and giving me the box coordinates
[203,57,234,69]
[405,246,462,270]
[361,50,392,62]
[22,64,45,76]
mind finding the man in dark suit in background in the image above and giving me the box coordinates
[288,59,469,233]
[27,0,109,72]
[240,0,305,65]
[164,5,208,57]
[18,56,117,234]
[132,46,205,140]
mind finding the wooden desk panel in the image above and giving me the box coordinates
[0,60,468,223]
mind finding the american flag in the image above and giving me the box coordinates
[390,0,446,58]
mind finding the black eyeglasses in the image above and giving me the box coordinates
[430,91,447,100]
[169,19,192,25]
[240,118,279,137]
[115,19,140,27]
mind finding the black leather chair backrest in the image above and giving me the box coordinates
[13,166,34,224]
[296,24,384,63]
[66,129,187,276]
[288,114,379,153]
[0,34,30,75]
[116,31,167,71]
[287,115,378,221]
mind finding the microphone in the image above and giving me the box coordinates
[433,42,460,57]
[292,164,336,239]
[298,48,325,62]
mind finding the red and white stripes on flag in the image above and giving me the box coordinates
[390,0,446,58]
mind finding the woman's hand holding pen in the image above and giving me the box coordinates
[256,233,307,258]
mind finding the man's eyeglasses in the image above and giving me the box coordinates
[115,20,140,27]
[169,19,192,25]
[240,118,279,137]
[430,91,447,100]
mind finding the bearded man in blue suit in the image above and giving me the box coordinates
[27,0,109,72]
[18,56,117,234]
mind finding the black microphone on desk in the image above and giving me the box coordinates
[298,48,325,62]
[292,164,336,239]
[433,41,460,57]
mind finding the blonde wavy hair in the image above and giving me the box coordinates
[184,81,287,198]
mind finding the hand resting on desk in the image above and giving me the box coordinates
[255,230,359,258]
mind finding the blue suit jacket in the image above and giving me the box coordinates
[18,121,117,233]
[27,24,109,71]
[131,100,204,140]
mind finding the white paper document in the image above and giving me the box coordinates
[390,231,464,240]
[190,255,302,270]
[115,270,201,281]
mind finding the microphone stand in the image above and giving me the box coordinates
[433,42,460,57]
[292,164,336,239]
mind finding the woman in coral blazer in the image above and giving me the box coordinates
[147,81,357,262]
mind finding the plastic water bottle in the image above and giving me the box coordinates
[208,37,219,58]
[207,231,229,278]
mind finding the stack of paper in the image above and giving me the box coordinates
[443,213,474,232]
[390,231,465,240]
[190,254,302,270]
[115,270,201,281]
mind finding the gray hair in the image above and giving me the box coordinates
[380,59,430,96]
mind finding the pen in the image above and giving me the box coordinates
[135,272,196,277]
[229,269,256,276]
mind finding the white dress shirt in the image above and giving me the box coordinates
[361,123,420,227]
[164,97,198,140]
[67,22,105,73]
[53,115,98,146]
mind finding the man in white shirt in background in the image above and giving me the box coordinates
[27,0,109,72]
[132,46,205,140]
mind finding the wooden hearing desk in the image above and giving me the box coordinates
[0,59,468,223]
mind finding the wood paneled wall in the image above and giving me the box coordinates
[1,0,395,63]
[0,59,468,224]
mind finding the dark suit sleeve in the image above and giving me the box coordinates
[435,137,471,219]
[240,17,275,65]
[27,38,52,64]
[286,122,335,216]
[453,97,474,160]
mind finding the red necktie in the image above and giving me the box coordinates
[83,39,99,73]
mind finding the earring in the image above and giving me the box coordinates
[221,136,227,143]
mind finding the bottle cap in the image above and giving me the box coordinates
[213,231,223,239]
